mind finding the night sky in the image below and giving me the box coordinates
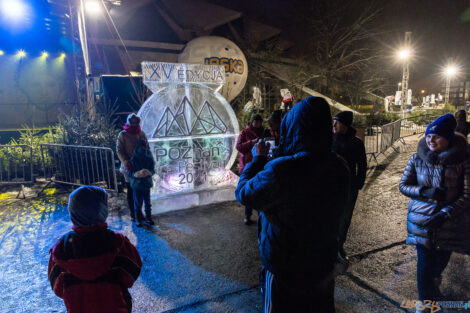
[209,0,470,93]
[1,0,468,94]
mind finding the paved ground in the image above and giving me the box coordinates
[1,134,470,313]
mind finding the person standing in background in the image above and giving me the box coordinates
[116,113,151,221]
[236,113,265,225]
[332,111,367,267]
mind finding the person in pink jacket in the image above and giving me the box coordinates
[236,113,264,225]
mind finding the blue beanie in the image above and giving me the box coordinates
[68,186,109,227]
[425,113,457,142]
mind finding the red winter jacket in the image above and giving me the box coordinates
[48,223,142,313]
[236,125,264,174]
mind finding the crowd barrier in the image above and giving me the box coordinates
[40,144,118,192]
[0,145,34,185]
[365,115,438,161]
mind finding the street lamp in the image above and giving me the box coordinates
[84,0,102,16]
[396,32,413,118]
[1,0,26,20]
[444,64,459,104]
[397,48,412,61]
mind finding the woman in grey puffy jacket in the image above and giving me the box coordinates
[399,114,470,311]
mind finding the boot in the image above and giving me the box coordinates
[145,212,155,225]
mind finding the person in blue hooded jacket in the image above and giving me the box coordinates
[127,138,155,227]
[235,96,350,313]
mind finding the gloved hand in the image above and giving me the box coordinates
[423,211,450,229]
[420,187,446,201]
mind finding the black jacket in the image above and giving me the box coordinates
[235,97,350,275]
[332,127,367,190]
[399,136,470,254]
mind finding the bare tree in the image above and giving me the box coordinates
[301,0,384,98]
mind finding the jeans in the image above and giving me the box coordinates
[338,188,359,257]
[126,182,134,218]
[133,189,151,221]
[416,244,452,301]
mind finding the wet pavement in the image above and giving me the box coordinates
[1,135,470,313]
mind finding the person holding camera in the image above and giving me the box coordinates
[236,97,350,313]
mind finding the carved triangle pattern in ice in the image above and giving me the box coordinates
[153,96,228,138]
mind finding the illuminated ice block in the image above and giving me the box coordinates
[139,62,240,213]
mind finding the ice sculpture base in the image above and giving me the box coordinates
[151,186,237,214]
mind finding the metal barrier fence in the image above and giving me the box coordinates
[380,120,402,153]
[365,114,439,161]
[400,115,438,138]
[0,145,33,184]
[364,127,380,154]
[40,144,118,192]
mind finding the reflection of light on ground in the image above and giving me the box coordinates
[0,192,248,312]
[42,188,56,196]
[0,192,12,200]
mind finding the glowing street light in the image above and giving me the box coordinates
[397,47,412,61]
[17,49,26,58]
[84,0,102,15]
[443,64,460,104]
[396,32,413,118]
[1,0,26,19]
[60,52,66,58]
[444,65,458,78]
[41,51,49,58]
[0,50,4,56]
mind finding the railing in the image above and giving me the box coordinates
[0,145,33,185]
[40,144,118,192]
[381,120,402,152]
[364,127,380,154]
[400,115,438,138]
[365,114,438,160]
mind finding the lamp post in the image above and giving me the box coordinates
[444,65,458,104]
[396,32,412,118]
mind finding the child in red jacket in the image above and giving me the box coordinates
[48,186,142,313]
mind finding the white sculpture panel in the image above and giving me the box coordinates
[138,62,239,207]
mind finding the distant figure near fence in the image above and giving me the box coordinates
[116,113,151,221]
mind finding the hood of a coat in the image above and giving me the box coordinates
[51,232,124,281]
[275,96,332,157]
[417,134,468,165]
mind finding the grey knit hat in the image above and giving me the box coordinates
[68,186,109,227]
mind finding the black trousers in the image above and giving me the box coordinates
[416,244,451,301]
[126,182,135,218]
[338,188,359,257]
[263,268,336,313]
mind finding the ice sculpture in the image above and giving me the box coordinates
[139,62,240,213]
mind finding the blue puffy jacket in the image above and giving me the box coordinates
[127,148,155,191]
[399,136,470,254]
[235,97,350,275]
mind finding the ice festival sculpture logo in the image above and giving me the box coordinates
[154,97,227,138]
[138,61,240,212]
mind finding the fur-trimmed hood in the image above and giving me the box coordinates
[417,134,468,165]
